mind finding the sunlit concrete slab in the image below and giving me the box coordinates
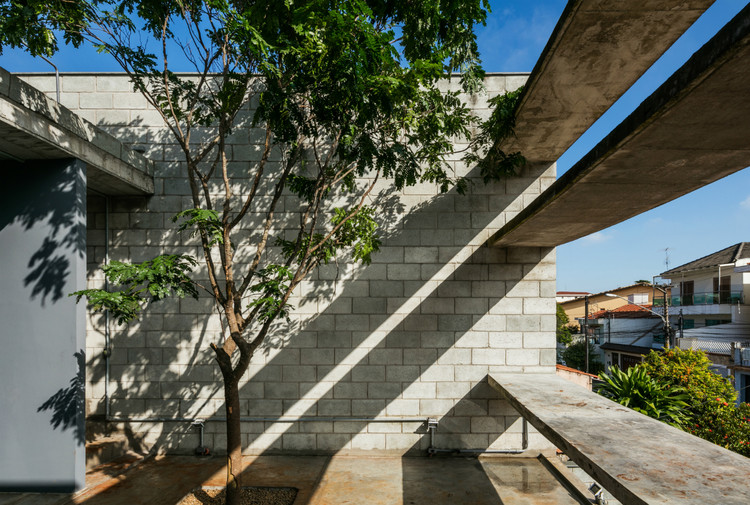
[493,4,750,247]
[0,68,153,195]
[502,0,713,164]
[0,454,591,505]
[489,373,750,505]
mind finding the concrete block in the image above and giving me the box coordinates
[62,75,95,92]
[367,382,401,399]
[264,382,299,399]
[455,331,489,348]
[367,348,403,365]
[436,382,471,399]
[282,434,316,451]
[351,366,385,382]
[317,434,352,451]
[385,365,420,383]
[80,92,113,109]
[419,399,455,416]
[489,332,523,349]
[351,433,385,450]
[97,76,133,92]
[436,348,472,365]
[419,365,454,382]
[386,399,420,416]
[318,399,351,416]
[506,349,540,366]
[401,382,437,399]
[454,366,489,382]
[420,298,454,314]
[471,315,506,332]
[523,297,554,314]
[470,416,505,434]
[455,297,488,314]
[472,349,504,366]
[352,399,385,416]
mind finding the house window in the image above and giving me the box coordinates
[713,275,731,304]
[611,352,620,368]
[682,319,695,329]
[680,280,694,306]
[621,354,643,370]
[628,293,648,304]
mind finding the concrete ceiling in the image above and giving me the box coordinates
[502,0,714,165]
[0,68,153,196]
[493,4,750,247]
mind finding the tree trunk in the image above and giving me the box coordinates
[224,377,243,505]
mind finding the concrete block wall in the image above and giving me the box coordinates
[19,73,557,455]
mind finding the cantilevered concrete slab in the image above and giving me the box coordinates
[0,68,153,195]
[489,373,750,505]
[493,4,750,247]
[501,0,713,164]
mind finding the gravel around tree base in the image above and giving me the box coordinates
[178,486,298,505]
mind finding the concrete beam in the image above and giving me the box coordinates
[503,0,713,164]
[489,373,750,505]
[493,4,750,247]
[0,68,153,196]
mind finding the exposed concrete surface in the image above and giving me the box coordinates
[0,454,588,505]
[501,0,713,164]
[493,3,750,247]
[489,373,750,505]
[0,68,153,195]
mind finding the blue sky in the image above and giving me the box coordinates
[1,0,748,293]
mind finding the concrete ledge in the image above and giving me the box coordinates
[489,373,750,505]
[493,4,750,247]
[501,0,713,164]
[0,67,153,195]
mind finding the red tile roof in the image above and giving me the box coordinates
[587,303,656,319]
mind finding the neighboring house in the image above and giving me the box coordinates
[578,304,664,372]
[556,291,590,303]
[661,243,750,402]
[559,282,656,321]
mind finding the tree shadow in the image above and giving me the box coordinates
[0,159,86,306]
[38,350,86,445]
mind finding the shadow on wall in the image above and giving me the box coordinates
[38,350,86,445]
[82,155,554,461]
[0,160,86,306]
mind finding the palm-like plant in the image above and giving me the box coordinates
[597,366,690,427]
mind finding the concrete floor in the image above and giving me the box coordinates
[0,454,587,505]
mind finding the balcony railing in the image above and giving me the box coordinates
[653,290,743,307]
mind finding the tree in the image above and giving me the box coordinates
[642,348,750,456]
[561,340,603,375]
[3,1,525,503]
[596,365,689,427]
[556,303,572,345]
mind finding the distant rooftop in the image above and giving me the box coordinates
[662,242,750,276]
[587,303,656,320]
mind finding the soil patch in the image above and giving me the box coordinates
[178,486,298,505]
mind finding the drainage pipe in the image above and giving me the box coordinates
[103,195,111,420]
[85,188,112,420]
[107,416,430,423]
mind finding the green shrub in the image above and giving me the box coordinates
[642,348,736,405]
[642,348,750,456]
[562,340,603,374]
[597,366,689,427]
